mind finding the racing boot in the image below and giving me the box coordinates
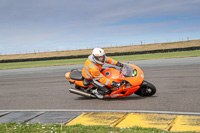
[90,82,110,99]
[97,86,111,95]
[91,89,104,99]
[93,87,110,99]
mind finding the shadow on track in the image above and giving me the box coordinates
[74,95,157,101]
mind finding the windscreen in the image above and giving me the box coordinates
[121,64,138,77]
[121,64,134,77]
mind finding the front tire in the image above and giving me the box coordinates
[134,80,156,97]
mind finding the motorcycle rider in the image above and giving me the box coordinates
[82,48,123,98]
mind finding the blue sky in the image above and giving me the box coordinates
[0,0,200,55]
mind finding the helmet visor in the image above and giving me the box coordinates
[97,56,104,62]
[93,54,105,65]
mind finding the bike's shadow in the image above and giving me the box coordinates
[75,95,157,101]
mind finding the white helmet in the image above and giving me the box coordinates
[92,48,106,65]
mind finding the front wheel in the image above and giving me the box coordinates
[134,80,156,97]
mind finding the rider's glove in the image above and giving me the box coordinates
[116,62,123,67]
[111,81,121,88]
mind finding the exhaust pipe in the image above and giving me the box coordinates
[69,88,96,98]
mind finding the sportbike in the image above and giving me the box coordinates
[65,63,156,98]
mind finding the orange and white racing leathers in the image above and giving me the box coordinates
[82,55,118,86]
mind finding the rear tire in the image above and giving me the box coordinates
[134,81,156,97]
[75,84,81,89]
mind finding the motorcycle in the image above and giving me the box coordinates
[65,63,156,98]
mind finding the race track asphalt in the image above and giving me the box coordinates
[0,57,200,113]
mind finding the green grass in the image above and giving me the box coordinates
[112,49,200,61]
[0,123,190,133]
[0,58,87,70]
[0,50,200,70]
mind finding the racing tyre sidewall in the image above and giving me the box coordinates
[135,81,156,97]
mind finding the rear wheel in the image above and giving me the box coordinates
[75,84,90,93]
[75,84,81,89]
[134,81,156,97]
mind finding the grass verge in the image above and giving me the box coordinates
[0,123,182,133]
[0,50,200,70]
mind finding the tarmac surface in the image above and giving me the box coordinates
[0,56,200,131]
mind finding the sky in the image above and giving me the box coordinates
[0,0,200,55]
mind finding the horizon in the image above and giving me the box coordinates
[1,39,200,56]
